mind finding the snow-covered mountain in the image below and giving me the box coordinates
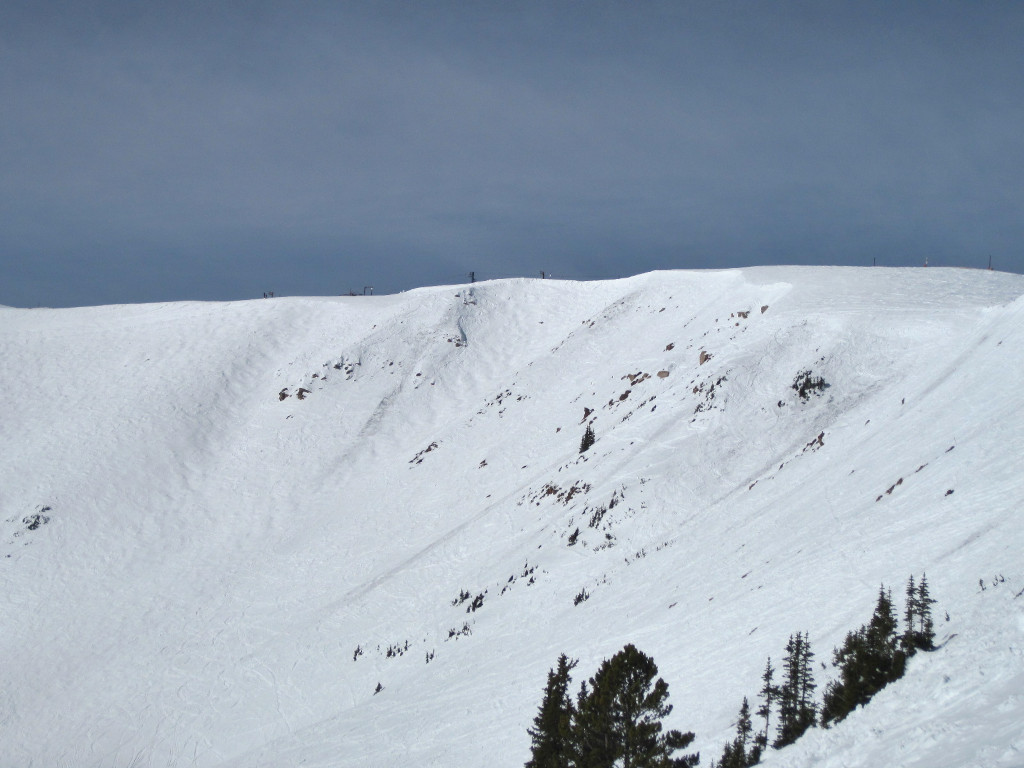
[2,266,1022,768]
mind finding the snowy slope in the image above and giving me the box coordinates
[1,267,1022,767]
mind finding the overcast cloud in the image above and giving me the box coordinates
[2,1,1022,306]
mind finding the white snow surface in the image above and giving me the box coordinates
[1,266,1023,767]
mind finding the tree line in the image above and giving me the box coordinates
[712,574,936,768]
[525,574,937,768]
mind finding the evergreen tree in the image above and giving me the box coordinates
[900,574,919,656]
[580,424,596,454]
[715,697,756,768]
[774,637,797,746]
[797,635,816,731]
[821,628,863,726]
[570,644,699,768]
[526,654,578,768]
[901,573,937,655]
[714,742,736,768]
[917,574,936,651]
[773,633,815,748]
[572,676,613,768]
[863,586,904,691]
[753,658,775,754]
[822,585,907,727]
[734,698,753,759]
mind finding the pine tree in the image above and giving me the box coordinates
[753,658,775,754]
[774,633,815,748]
[714,742,736,768]
[821,627,864,726]
[715,697,756,768]
[917,573,936,651]
[526,654,578,768]
[901,573,938,655]
[580,424,596,454]
[863,586,904,691]
[735,697,753,758]
[900,574,919,656]
[570,644,698,768]
[796,634,816,738]
[819,626,860,729]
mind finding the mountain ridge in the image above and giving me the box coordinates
[1,266,1022,767]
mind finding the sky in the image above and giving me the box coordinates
[2,1,1023,307]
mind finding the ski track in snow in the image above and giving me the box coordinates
[1,266,1023,767]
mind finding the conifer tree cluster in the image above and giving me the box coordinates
[580,424,596,454]
[525,644,699,768]
[821,574,935,726]
[773,632,816,748]
[531,578,938,768]
[714,633,819,768]
[710,575,938,767]
[901,573,937,655]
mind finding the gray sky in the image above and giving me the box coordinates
[2,1,1022,307]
